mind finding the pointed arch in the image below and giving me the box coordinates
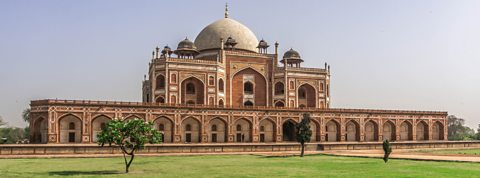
[58,114,82,143]
[274,82,285,95]
[325,119,341,142]
[243,100,253,106]
[170,95,177,104]
[274,100,285,107]
[208,97,214,105]
[234,118,253,142]
[218,78,225,93]
[432,121,444,140]
[154,116,174,143]
[124,114,145,121]
[208,117,227,143]
[156,74,165,90]
[32,117,48,143]
[297,84,316,108]
[309,119,320,142]
[181,76,205,105]
[345,119,360,141]
[208,76,215,86]
[416,120,429,141]
[282,119,297,142]
[259,118,276,142]
[364,120,379,141]
[243,81,254,94]
[383,120,396,141]
[400,121,413,141]
[232,67,267,107]
[181,117,201,143]
[91,115,112,143]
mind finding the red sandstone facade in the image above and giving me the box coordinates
[28,6,448,144]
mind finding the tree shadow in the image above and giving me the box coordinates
[259,153,323,158]
[48,170,122,176]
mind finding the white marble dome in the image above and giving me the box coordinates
[194,18,259,52]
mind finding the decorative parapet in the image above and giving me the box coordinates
[225,50,274,58]
[30,99,448,117]
[166,57,218,65]
[278,67,328,74]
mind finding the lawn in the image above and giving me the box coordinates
[1,154,480,178]
[416,148,480,156]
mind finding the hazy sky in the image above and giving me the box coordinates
[1,0,479,128]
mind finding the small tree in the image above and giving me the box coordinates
[296,113,312,157]
[382,139,392,163]
[97,118,162,173]
[21,108,31,143]
[22,108,30,122]
[0,116,6,128]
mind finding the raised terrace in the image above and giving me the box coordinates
[29,99,448,144]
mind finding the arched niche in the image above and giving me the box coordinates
[259,119,276,142]
[208,118,227,143]
[181,117,201,143]
[91,115,111,143]
[58,114,82,143]
[181,77,205,105]
[154,117,174,143]
[234,118,252,142]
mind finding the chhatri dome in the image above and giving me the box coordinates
[194,4,259,52]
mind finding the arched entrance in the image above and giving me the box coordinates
[326,120,340,142]
[208,118,227,143]
[346,120,360,141]
[383,121,396,141]
[400,121,413,141]
[275,101,285,107]
[181,77,205,105]
[234,118,252,142]
[231,68,267,107]
[297,84,316,108]
[416,121,429,141]
[364,120,379,141]
[259,119,276,142]
[282,120,297,142]
[156,74,165,90]
[274,82,284,96]
[32,117,48,143]
[154,117,174,143]
[58,114,82,143]
[243,100,254,106]
[432,121,444,140]
[181,117,201,143]
[91,115,111,143]
[310,120,320,142]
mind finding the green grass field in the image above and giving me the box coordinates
[416,148,480,156]
[1,154,479,178]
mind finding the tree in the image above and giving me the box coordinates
[97,118,162,173]
[382,139,392,163]
[22,108,31,138]
[0,127,27,144]
[296,113,312,157]
[0,116,6,128]
[22,108,30,122]
[475,124,480,140]
[448,115,475,140]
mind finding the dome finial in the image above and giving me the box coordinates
[224,3,229,18]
